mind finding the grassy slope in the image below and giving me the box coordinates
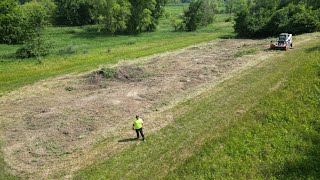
[169,42,320,179]
[0,5,231,178]
[0,4,233,96]
[74,40,320,179]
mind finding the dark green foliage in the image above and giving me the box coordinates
[234,1,320,37]
[226,0,250,14]
[65,86,76,91]
[16,37,50,58]
[183,0,215,31]
[18,0,32,4]
[16,1,51,58]
[146,0,168,31]
[91,0,131,34]
[289,9,319,34]
[170,17,185,31]
[91,0,168,34]
[183,0,204,31]
[127,0,156,34]
[266,4,319,35]
[234,9,251,36]
[0,0,24,44]
[54,0,93,26]
[97,67,116,78]
[0,0,52,46]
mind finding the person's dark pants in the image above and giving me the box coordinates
[135,128,145,140]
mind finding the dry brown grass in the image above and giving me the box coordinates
[0,36,302,178]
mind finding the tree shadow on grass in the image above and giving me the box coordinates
[69,26,140,40]
[118,138,138,143]
[218,34,236,39]
[71,31,113,39]
[304,45,320,53]
[0,53,18,61]
[274,133,320,179]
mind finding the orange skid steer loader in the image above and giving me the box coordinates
[270,33,293,51]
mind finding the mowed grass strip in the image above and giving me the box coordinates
[169,43,320,179]
[73,36,320,179]
[0,119,16,179]
[0,137,16,179]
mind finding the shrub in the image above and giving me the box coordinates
[170,18,185,31]
[59,45,79,54]
[97,67,116,78]
[183,0,204,31]
[16,38,50,58]
[234,10,251,37]
[0,0,53,45]
[15,1,51,58]
[146,0,169,31]
[0,0,24,44]
[225,15,233,22]
[92,0,131,34]
[65,86,76,91]
[182,0,215,32]
[126,0,156,34]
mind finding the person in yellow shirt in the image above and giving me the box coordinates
[132,115,145,141]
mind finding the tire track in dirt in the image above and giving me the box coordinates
[1,34,316,178]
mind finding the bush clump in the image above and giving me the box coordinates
[59,45,79,55]
[97,67,116,79]
[16,38,51,58]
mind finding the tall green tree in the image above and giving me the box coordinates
[0,0,24,44]
[92,0,131,33]
[54,0,93,26]
[146,0,168,31]
[226,0,249,14]
[183,0,214,31]
[16,1,51,58]
[127,0,156,33]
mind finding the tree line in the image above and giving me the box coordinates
[0,0,169,57]
[1,0,319,58]
[0,0,168,44]
[234,0,320,37]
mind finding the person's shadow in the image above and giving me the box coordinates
[118,138,138,143]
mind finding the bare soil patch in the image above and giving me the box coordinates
[0,38,276,178]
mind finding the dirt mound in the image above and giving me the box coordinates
[0,38,273,179]
[88,66,151,86]
[114,66,150,82]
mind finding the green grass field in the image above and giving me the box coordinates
[1,3,320,179]
[74,41,320,179]
[0,4,233,96]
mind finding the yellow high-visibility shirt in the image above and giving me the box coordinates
[133,118,143,129]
